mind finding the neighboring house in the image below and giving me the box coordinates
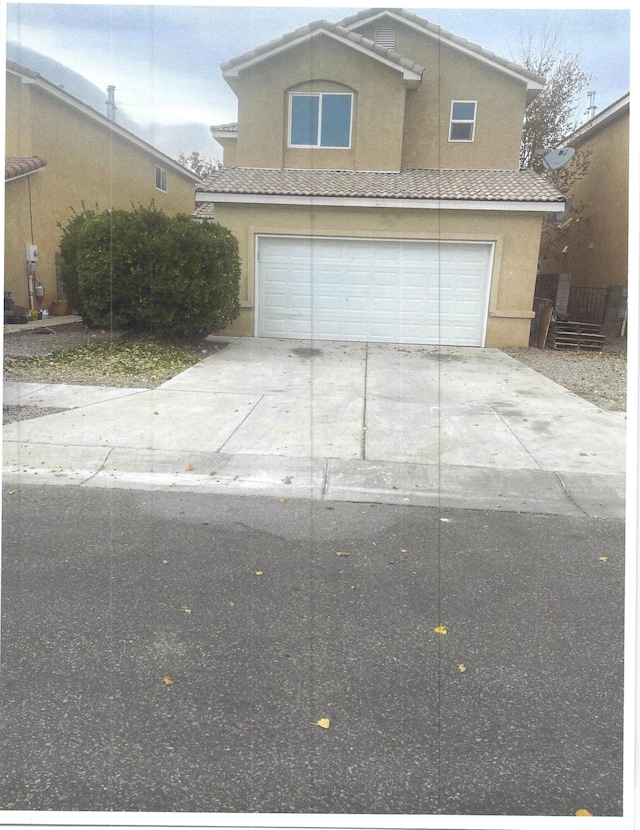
[5,60,201,314]
[537,93,629,331]
[195,7,564,348]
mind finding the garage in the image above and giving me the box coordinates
[256,235,494,346]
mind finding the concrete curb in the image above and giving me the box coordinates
[2,444,625,518]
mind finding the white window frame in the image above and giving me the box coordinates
[288,92,353,150]
[449,100,477,142]
[155,166,167,192]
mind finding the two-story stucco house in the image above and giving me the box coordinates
[5,60,201,315]
[195,7,564,348]
[539,93,630,291]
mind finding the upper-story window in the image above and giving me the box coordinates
[289,92,353,149]
[449,101,477,142]
[155,165,167,191]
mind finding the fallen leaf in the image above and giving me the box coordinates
[458,664,466,673]
[401,548,408,553]
[209,470,217,476]
[282,430,290,434]
[283,476,293,485]
[316,718,330,729]
[154,411,159,415]
[350,585,356,590]
[575,808,593,816]
[336,551,350,557]
[6,490,15,495]
[163,675,174,686]
[185,463,193,471]
[49,468,59,473]
[255,570,264,576]
[579,452,589,457]
[170,483,176,488]
[279,497,287,503]
[434,625,448,635]
[229,601,235,607]
[182,608,192,614]
[599,556,608,562]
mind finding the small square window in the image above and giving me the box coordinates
[289,92,352,149]
[155,166,167,191]
[449,101,477,142]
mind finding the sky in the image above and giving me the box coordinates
[3,3,633,162]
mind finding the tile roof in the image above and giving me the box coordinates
[196,167,563,204]
[221,18,425,79]
[211,123,239,133]
[5,155,47,181]
[338,8,545,87]
[193,202,217,220]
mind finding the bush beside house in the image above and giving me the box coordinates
[59,204,241,338]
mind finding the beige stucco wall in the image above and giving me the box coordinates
[5,71,198,310]
[229,35,407,171]
[223,19,529,173]
[209,201,543,348]
[539,107,629,287]
[354,17,528,171]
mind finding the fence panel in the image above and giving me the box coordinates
[567,286,610,324]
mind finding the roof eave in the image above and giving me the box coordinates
[221,25,423,83]
[340,9,546,91]
[5,165,47,183]
[194,191,563,213]
[7,62,202,183]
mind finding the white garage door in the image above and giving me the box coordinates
[256,236,493,346]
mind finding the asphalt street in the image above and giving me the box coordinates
[0,483,625,819]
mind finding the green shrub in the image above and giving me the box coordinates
[58,204,241,338]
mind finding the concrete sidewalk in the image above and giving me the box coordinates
[2,337,627,517]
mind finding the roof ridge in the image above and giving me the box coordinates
[221,16,425,76]
[336,8,546,86]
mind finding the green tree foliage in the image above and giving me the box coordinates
[58,204,241,338]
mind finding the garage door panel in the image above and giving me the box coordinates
[257,236,491,346]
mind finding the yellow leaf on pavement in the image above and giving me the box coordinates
[316,718,330,729]
[163,675,174,686]
[575,808,593,816]
[599,557,608,562]
[458,664,466,672]
[255,571,264,576]
[185,463,193,471]
[336,551,351,557]
[434,625,448,635]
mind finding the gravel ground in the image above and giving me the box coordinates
[503,338,627,413]
[3,323,628,423]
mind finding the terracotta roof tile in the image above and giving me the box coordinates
[192,202,217,220]
[197,166,563,204]
[5,155,47,181]
[221,18,425,78]
[337,8,545,86]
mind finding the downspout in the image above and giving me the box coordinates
[27,176,36,310]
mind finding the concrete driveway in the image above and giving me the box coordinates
[2,337,626,516]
